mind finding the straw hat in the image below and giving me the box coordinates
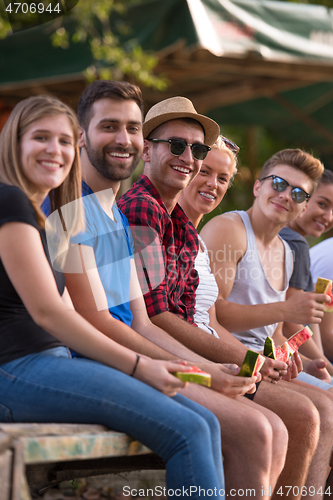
[143,96,220,146]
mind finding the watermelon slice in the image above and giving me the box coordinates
[173,366,211,387]
[315,277,333,313]
[264,337,291,361]
[287,326,313,353]
[264,326,313,360]
[238,350,265,377]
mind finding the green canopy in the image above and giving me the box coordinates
[1,0,333,161]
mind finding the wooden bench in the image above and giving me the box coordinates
[0,423,164,500]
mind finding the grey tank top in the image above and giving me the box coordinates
[228,211,293,350]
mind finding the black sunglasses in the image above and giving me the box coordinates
[221,136,240,155]
[260,175,311,204]
[147,138,211,161]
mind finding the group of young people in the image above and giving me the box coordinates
[0,79,332,500]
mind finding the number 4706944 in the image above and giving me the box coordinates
[5,3,61,14]
[276,486,331,496]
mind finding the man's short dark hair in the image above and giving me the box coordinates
[78,80,144,131]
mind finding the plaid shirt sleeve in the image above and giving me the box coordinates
[180,222,199,324]
[118,194,170,317]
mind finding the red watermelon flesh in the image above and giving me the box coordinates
[253,354,265,375]
[274,345,289,363]
[287,326,313,353]
[182,366,204,374]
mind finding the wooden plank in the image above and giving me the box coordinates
[0,449,12,500]
[26,454,164,485]
[0,431,12,454]
[0,423,108,438]
[21,433,151,464]
[11,440,32,500]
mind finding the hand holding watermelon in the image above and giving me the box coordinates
[281,351,303,382]
[194,362,258,399]
[134,358,196,396]
[284,290,329,324]
[259,356,288,383]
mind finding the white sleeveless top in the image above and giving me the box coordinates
[194,236,219,338]
[228,211,293,350]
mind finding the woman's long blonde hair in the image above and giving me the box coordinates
[0,95,82,231]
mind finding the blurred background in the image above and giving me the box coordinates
[1,0,333,241]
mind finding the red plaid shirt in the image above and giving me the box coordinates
[118,175,199,323]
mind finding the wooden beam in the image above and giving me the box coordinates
[143,79,311,113]
[271,93,333,143]
[156,54,333,83]
[191,80,309,112]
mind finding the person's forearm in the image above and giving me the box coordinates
[132,316,208,363]
[38,299,142,375]
[215,298,284,333]
[75,309,178,361]
[150,311,247,366]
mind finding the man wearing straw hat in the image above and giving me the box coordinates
[119,95,333,498]
[62,83,291,496]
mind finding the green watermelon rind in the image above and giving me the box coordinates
[238,350,264,377]
[264,337,276,359]
[173,371,211,387]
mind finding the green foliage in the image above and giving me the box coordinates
[0,0,14,38]
[0,0,168,89]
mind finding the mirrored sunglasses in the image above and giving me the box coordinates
[260,174,311,204]
[147,138,211,161]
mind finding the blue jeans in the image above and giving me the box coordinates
[0,348,224,497]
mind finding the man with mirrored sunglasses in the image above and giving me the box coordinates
[201,148,333,496]
[201,148,330,346]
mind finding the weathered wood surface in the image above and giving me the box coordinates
[0,423,162,500]
[0,449,12,500]
[0,423,152,464]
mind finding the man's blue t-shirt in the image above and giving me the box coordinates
[43,182,134,326]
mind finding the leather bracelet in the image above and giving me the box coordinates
[130,354,140,377]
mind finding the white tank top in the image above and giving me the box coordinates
[194,236,219,338]
[227,211,293,350]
